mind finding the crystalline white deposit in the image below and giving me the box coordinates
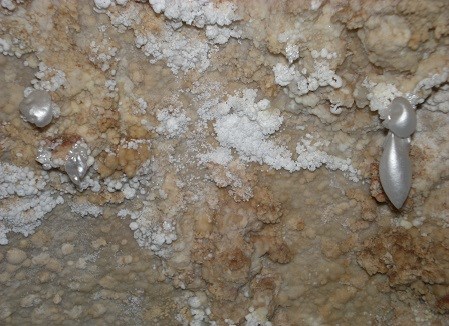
[1,0,15,11]
[273,54,342,98]
[212,90,295,171]
[31,62,66,92]
[69,201,103,217]
[198,147,233,166]
[148,0,238,28]
[363,79,403,119]
[156,107,191,138]
[136,26,210,74]
[118,206,177,257]
[94,0,111,10]
[423,85,449,113]
[200,89,359,180]
[0,163,64,245]
[205,25,241,44]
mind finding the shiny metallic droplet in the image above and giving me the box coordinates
[19,90,53,128]
[386,97,416,138]
[379,132,412,209]
[65,143,89,185]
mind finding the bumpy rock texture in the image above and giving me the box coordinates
[0,0,448,325]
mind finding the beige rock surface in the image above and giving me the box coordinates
[0,0,448,324]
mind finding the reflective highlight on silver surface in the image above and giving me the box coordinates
[386,97,417,138]
[65,142,89,185]
[19,90,54,127]
[380,97,416,209]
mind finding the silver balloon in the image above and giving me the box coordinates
[19,90,54,128]
[386,97,416,138]
[379,97,416,209]
[65,143,89,185]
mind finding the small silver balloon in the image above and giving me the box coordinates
[19,90,54,128]
[379,132,412,209]
[386,97,416,138]
[65,143,89,186]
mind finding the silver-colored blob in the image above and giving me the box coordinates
[380,97,416,209]
[386,97,417,138]
[65,143,89,186]
[379,133,412,209]
[19,90,53,128]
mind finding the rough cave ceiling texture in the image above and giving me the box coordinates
[0,0,448,325]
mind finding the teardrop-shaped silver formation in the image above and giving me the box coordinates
[379,97,416,209]
[65,142,90,186]
[379,133,412,209]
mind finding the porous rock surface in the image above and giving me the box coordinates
[0,0,448,324]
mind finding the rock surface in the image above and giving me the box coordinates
[0,0,448,324]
